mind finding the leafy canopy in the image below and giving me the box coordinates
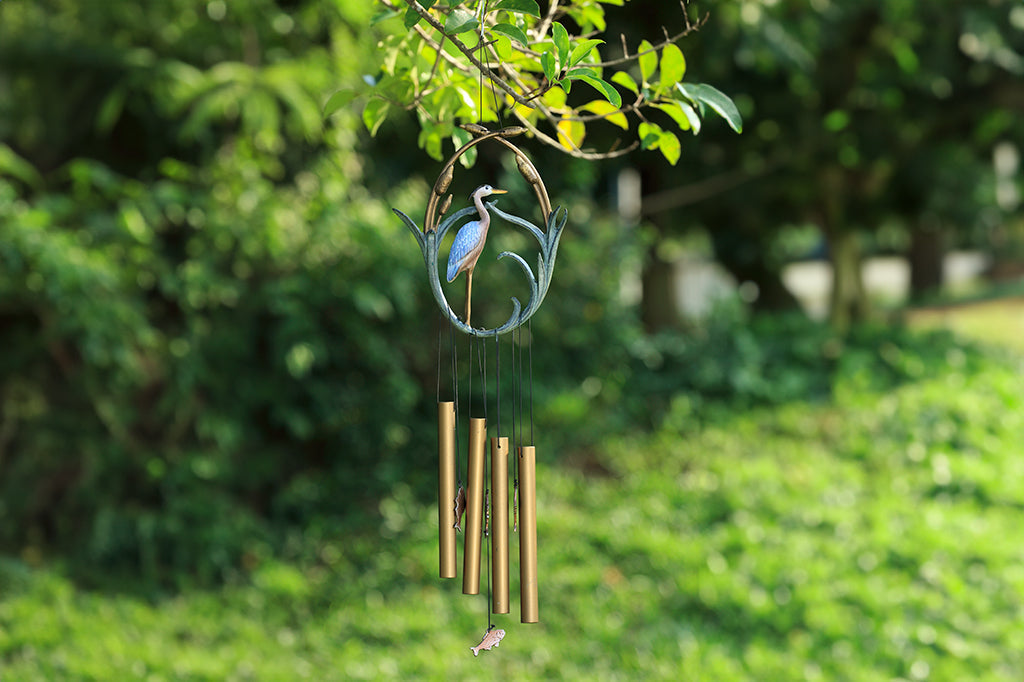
[327,0,742,165]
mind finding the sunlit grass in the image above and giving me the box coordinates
[2,338,1024,680]
[2,306,1024,680]
[907,295,1024,352]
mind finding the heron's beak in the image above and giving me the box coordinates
[491,189,508,194]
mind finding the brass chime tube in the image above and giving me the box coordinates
[462,418,487,595]
[519,445,539,623]
[490,436,510,614]
[437,402,457,579]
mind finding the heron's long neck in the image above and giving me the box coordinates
[474,193,490,234]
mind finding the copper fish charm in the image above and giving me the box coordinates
[453,486,466,532]
[471,627,505,656]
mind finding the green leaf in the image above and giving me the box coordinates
[362,97,390,136]
[676,82,743,133]
[0,143,42,188]
[575,74,622,108]
[676,98,701,134]
[580,99,628,129]
[638,39,657,85]
[652,102,690,131]
[445,8,479,35]
[323,88,357,117]
[420,127,443,161]
[404,7,420,29]
[403,0,436,29]
[493,33,513,60]
[492,0,541,17]
[96,87,126,134]
[823,109,850,132]
[658,130,681,165]
[491,22,529,46]
[552,22,570,68]
[567,67,597,79]
[452,128,477,168]
[542,85,567,108]
[659,43,686,86]
[610,71,639,95]
[568,39,604,68]
[638,121,661,150]
[371,9,401,25]
[541,51,557,82]
[557,118,585,150]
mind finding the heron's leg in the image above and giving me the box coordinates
[465,271,473,327]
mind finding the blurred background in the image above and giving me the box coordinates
[1,0,1023,679]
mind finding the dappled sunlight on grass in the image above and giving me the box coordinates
[0,306,1021,680]
[3,335,1024,679]
[907,295,1024,352]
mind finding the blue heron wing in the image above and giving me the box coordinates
[446,219,483,282]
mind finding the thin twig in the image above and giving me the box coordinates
[590,16,707,69]
[391,0,537,107]
[534,0,561,43]
[379,1,472,73]
[507,105,638,159]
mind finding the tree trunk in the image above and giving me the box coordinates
[828,230,869,334]
[712,247,802,313]
[908,221,945,300]
[641,248,679,332]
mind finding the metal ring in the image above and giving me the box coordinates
[424,126,552,233]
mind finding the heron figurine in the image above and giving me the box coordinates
[446,184,507,326]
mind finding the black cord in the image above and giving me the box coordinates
[451,320,462,485]
[512,325,520,532]
[436,312,442,403]
[478,337,487,423]
[529,319,534,445]
[495,334,501,436]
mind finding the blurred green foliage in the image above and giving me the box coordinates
[0,0,650,583]
[1,5,1024,680]
[623,0,1024,322]
[0,0,435,581]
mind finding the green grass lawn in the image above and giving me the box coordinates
[2,323,1024,680]
[907,295,1024,353]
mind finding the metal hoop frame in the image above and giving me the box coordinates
[394,126,567,338]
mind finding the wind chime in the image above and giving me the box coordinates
[394,125,566,655]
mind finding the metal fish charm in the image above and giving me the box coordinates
[471,627,505,657]
[453,486,466,532]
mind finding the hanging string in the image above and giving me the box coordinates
[512,325,521,533]
[485,484,493,629]
[477,334,493,629]
[478,337,487,423]
[477,1,486,127]
[451,319,462,485]
[528,319,534,445]
[436,312,442,403]
[471,334,479,419]
[495,334,501,436]
[517,325,525,448]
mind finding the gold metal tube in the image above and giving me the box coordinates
[438,402,457,579]
[490,437,510,614]
[519,445,539,623]
[462,418,487,595]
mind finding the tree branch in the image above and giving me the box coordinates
[507,106,638,160]
[591,11,707,69]
[534,0,561,43]
[641,156,788,214]
[390,0,538,107]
